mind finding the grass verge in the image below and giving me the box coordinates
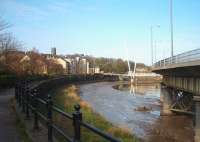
[10,98,32,142]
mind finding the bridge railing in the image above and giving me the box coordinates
[153,48,200,68]
[15,80,122,142]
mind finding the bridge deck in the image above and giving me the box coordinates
[153,59,200,71]
[152,48,200,71]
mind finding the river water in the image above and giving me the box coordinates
[56,81,194,142]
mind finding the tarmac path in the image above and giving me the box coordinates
[0,88,21,142]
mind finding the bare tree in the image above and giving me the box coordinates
[0,17,10,32]
[0,17,10,53]
[0,17,22,66]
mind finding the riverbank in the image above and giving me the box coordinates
[52,84,138,142]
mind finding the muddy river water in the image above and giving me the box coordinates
[56,82,194,142]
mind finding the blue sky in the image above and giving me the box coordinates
[1,0,200,65]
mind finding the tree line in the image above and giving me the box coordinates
[89,57,151,74]
[68,55,151,74]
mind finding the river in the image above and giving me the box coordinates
[55,81,194,142]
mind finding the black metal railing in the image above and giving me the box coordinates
[15,80,122,142]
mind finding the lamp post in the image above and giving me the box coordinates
[150,26,153,65]
[150,25,160,65]
[170,0,174,57]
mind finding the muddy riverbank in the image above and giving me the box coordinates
[53,81,194,142]
[78,82,194,142]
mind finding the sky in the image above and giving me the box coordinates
[1,0,200,65]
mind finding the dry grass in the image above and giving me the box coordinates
[64,85,80,101]
[80,100,91,109]
[108,127,133,138]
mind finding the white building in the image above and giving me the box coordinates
[65,57,90,75]
[79,58,88,74]
[86,62,90,74]
[89,67,100,74]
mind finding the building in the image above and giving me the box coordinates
[78,58,88,74]
[89,67,100,74]
[20,54,48,74]
[53,57,70,74]
[20,55,31,72]
[45,52,90,75]
[75,57,80,74]
[20,55,31,63]
[86,62,90,74]
[64,57,90,75]
[51,47,56,56]
[64,58,76,74]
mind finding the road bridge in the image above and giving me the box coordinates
[152,48,200,142]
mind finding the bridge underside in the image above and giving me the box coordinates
[153,65,200,78]
[153,65,200,95]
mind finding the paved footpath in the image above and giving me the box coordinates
[0,88,21,142]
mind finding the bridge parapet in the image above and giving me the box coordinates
[153,48,200,70]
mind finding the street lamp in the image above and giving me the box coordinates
[150,25,160,65]
[150,26,153,65]
[170,0,174,57]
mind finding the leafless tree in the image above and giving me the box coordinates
[0,17,10,32]
[0,17,22,65]
[0,17,10,53]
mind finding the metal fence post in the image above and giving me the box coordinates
[22,81,26,113]
[73,104,82,142]
[33,89,39,130]
[47,94,53,142]
[18,82,21,104]
[26,86,30,119]
[18,82,22,107]
[15,82,18,102]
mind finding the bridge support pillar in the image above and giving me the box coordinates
[161,85,173,115]
[194,96,200,142]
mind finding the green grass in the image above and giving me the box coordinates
[52,85,138,142]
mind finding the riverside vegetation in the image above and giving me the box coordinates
[52,85,138,142]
